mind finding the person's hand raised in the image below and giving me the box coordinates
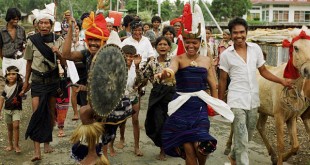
[134,54,142,68]
[68,17,76,28]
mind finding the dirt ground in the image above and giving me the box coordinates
[0,79,309,165]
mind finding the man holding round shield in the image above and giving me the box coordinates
[62,10,128,164]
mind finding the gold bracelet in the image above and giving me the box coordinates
[164,68,175,78]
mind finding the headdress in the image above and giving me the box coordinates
[105,17,115,25]
[31,3,55,22]
[170,17,182,26]
[82,11,110,44]
[177,3,207,56]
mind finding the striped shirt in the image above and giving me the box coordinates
[0,25,26,58]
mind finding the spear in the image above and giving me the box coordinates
[68,0,76,50]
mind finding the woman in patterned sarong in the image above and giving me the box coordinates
[157,32,218,165]
[143,36,176,160]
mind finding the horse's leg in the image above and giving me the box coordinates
[256,113,277,164]
[283,118,300,161]
[274,113,285,165]
[301,107,310,139]
[224,124,233,155]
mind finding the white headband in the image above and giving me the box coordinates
[105,17,115,24]
[32,3,55,22]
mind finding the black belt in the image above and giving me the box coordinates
[32,68,57,78]
[4,55,23,59]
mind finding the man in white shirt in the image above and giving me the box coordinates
[218,17,291,165]
[122,20,155,68]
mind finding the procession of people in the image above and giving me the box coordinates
[0,1,297,165]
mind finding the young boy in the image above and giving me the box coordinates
[103,45,143,157]
[0,66,24,153]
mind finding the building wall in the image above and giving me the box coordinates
[250,3,310,23]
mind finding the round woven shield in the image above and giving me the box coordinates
[88,44,127,117]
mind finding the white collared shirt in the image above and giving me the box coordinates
[121,36,155,63]
[219,42,265,110]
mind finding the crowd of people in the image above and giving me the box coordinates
[0,2,293,165]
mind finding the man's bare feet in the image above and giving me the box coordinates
[134,148,143,157]
[72,114,79,121]
[44,144,54,153]
[228,155,236,165]
[4,146,13,151]
[156,153,167,161]
[109,145,116,157]
[31,155,41,162]
[15,146,21,153]
[156,148,167,161]
[115,140,125,149]
[58,129,66,137]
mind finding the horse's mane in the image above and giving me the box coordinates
[289,26,310,38]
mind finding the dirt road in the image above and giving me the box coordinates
[0,84,309,165]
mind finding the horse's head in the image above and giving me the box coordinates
[289,26,310,79]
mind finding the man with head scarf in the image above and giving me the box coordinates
[105,17,115,32]
[23,3,65,162]
[61,11,110,165]
[170,17,182,43]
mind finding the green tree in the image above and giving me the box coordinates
[160,0,173,21]
[125,0,158,17]
[210,0,252,21]
[171,0,183,19]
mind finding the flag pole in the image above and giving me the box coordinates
[199,0,223,34]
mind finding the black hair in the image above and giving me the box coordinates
[38,19,54,26]
[123,15,134,27]
[32,18,37,25]
[130,20,142,30]
[151,16,161,23]
[228,17,248,34]
[162,26,176,37]
[5,8,21,22]
[80,12,90,21]
[112,26,118,31]
[5,66,23,85]
[143,23,152,29]
[205,26,212,33]
[155,36,171,49]
[134,15,141,21]
[122,45,137,55]
[76,20,82,31]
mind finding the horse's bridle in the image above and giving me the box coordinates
[282,30,310,78]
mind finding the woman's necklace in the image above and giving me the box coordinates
[187,54,199,67]
[157,56,168,68]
